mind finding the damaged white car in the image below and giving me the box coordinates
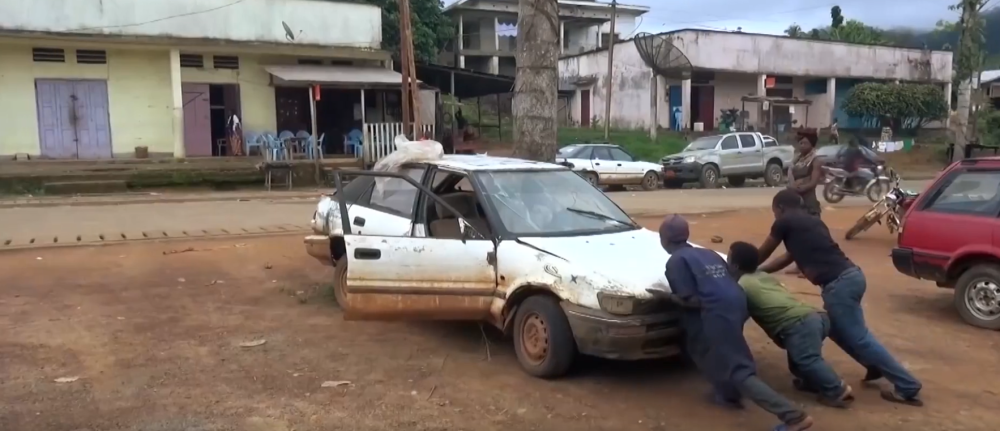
[306,155,698,378]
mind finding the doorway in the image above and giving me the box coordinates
[35,79,113,159]
[183,83,240,157]
[275,87,399,156]
[691,86,715,130]
[580,89,591,127]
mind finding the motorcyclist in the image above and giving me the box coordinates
[839,135,877,191]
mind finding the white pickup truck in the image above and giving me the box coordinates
[659,132,795,189]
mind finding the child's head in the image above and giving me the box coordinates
[727,241,760,274]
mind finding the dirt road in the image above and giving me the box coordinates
[1,208,995,431]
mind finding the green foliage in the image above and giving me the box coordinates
[784,24,805,38]
[357,0,453,62]
[831,6,844,28]
[976,105,1000,146]
[557,128,687,162]
[841,83,950,130]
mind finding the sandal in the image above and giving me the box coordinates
[880,389,924,407]
[772,416,814,431]
[817,382,855,409]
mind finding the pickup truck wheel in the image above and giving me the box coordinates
[764,162,784,187]
[699,165,720,189]
[332,256,348,309]
[641,171,659,191]
[513,295,576,378]
[954,265,1000,330]
[728,176,746,187]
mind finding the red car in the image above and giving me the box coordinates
[892,157,1000,330]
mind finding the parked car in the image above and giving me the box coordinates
[891,157,1000,330]
[555,143,663,191]
[659,132,793,188]
[305,155,725,378]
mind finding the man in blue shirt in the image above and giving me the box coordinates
[648,215,814,431]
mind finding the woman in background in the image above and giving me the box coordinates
[788,128,824,218]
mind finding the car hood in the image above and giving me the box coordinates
[518,228,725,297]
[662,149,714,161]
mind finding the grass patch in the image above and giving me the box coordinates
[557,128,688,162]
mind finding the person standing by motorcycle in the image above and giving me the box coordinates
[839,137,868,191]
[788,129,824,218]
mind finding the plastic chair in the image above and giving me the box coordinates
[306,133,326,160]
[244,132,263,156]
[344,129,363,157]
[265,134,287,161]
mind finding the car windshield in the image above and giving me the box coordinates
[475,170,636,236]
[685,136,719,151]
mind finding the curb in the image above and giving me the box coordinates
[0,228,309,253]
[0,193,325,209]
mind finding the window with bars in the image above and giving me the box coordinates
[180,54,204,68]
[76,49,107,64]
[32,48,65,63]
[213,55,239,70]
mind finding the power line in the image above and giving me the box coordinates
[65,0,248,32]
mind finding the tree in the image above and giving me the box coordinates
[784,24,805,38]
[512,0,559,162]
[841,83,949,131]
[830,20,886,44]
[831,6,844,28]
[951,0,991,160]
[360,0,453,62]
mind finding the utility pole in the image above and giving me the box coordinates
[953,0,989,160]
[398,0,420,138]
[603,0,617,141]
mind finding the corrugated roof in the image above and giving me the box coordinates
[980,70,1000,86]
[264,65,406,86]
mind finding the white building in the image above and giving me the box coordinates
[0,0,435,161]
[558,29,954,132]
[441,0,648,76]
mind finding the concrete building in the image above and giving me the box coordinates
[558,29,954,132]
[0,0,434,160]
[440,0,648,76]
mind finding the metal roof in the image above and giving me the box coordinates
[264,65,420,88]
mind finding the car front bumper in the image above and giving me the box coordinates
[561,302,683,360]
[304,235,333,266]
[661,162,702,182]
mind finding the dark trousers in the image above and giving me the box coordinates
[684,318,808,425]
[778,312,846,400]
[822,267,922,398]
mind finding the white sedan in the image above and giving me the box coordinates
[556,144,663,191]
[304,155,718,378]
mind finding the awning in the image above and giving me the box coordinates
[265,65,428,89]
[411,63,514,99]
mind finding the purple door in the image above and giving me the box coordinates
[183,83,212,157]
[35,80,113,159]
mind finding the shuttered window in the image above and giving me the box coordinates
[32,48,65,63]
[76,50,107,64]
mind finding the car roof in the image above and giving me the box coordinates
[562,143,618,148]
[426,154,568,172]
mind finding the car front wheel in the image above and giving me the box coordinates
[955,264,1000,330]
[332,256,349,309]
[512,295,577,378]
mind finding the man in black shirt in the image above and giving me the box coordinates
[755,189,924,407]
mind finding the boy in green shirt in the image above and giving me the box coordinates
[727,241,855,408]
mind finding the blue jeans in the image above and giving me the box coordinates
[778,312,846,400]
[822,267,922,398]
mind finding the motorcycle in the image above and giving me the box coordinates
[844,168,919,240]
[822,164,889,203]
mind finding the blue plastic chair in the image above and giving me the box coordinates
[344,129,363,157]
[244,132,264,156]
[265,134,287,161]
[306,133,326,159]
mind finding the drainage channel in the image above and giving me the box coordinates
[1,224,309,250]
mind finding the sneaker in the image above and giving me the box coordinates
[772,416,814,431]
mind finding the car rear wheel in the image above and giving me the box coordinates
[512,295,576,378]
[641,171,659,191]
[954,265,1000,330]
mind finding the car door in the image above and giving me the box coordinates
[334,170,498,321]
[350,166,427,236]
[902,167,1000,277]
[608,146,643,181]
[717,134,741,175]
[565,146,594,172]
[735,133,762,174]
[591,147,617,182]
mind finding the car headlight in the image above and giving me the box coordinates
[683,156,696,163]
[597,292,638,315]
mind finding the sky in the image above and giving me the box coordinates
[445,0,964,36]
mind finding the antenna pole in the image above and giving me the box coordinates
[603,0,617,141]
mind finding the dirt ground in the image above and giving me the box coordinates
[1,208,997,431]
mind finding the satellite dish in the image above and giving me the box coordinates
[634,32,692,80]
[282,21,295,41]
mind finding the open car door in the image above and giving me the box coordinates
[331,171,497,321]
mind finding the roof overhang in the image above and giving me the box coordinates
[265,65,434,89]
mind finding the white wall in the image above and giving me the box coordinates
[0,0,381,49]
[561,44,655,129]
[667,30,952,82]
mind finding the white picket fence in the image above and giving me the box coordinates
[363,122,436,165]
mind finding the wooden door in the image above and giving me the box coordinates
[182,83,212,157]
[580,89,591,127]
[698,86,715,131]
[73,80,113,159]
[36,80,112,159]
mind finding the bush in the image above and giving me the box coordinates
[841,83,949,131]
